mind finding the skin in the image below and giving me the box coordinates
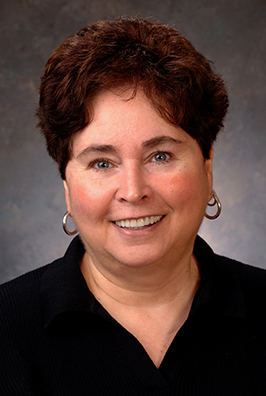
[63,88,213,367]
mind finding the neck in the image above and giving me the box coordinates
[80,250,200,310]
[81,251,200,368]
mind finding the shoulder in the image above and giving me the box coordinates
[0,265,46,305]
[0,259,61,330]
[0,258,61,300]
[215,253,266,288]
[0,236,82,313]
[195,236,266,317]
[0,236,84,334]
[196,236,266,292]
[214,254,266,317]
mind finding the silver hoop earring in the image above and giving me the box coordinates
[205,190,222,220]
[62,211,78,236]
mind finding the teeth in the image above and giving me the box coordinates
[115,215,163,229]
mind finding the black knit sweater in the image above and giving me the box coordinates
[1,236,266,395]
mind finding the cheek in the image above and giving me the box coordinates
[158,167,209,207]
[68,180,113,219]
[162,171,195,196]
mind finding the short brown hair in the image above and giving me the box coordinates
[36,16,229,179]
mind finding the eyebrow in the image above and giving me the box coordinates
[76,135,184,159]
[76,144,117,159]
[142,135,185,149]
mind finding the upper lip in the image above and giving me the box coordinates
[112,215,164,222]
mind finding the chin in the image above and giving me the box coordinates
[110,247,167,269]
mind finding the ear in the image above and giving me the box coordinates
[63,180,71,213]
[205,146,213,200]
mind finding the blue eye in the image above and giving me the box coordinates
[153,152,169,162]
[89,159,112,171]
[150,151,173,165]
[96,161,110,169]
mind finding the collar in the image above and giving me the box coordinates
[40,235,246,330]
[40,236,96,329]
[191,236,246,318]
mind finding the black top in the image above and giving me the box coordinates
[1,235,266,395]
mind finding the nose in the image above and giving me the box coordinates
[115,162,151,204]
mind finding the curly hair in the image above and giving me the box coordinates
[36,16,229,179]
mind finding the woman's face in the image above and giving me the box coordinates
[64,88,213,272]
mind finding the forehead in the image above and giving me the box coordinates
[72,88,193,152]
[90,88,162,129]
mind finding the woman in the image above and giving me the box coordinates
[1,16,266,395]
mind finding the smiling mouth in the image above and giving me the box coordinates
[114,215,164,230]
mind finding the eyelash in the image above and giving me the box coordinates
[88,151,173,172]
[150,151,173,164]
[89,158,113,172]
[149,151,174,166]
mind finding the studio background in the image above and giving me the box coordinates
[0,0,265,284]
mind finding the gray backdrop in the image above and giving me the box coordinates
[1,0,265,284]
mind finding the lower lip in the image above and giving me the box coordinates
[112,216,165,236]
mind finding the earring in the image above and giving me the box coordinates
[205,190,222,220]
[62,211,78,235]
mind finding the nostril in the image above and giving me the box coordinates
[118,193,149,204]
[115,170,151,203]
